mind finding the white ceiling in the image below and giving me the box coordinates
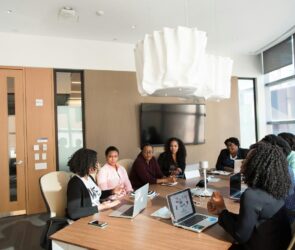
[0,0,295,56]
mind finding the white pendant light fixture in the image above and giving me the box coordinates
[134,1,233,100]
[135,26,207,97]
[193,54,233,100]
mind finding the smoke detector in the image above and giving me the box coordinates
[58,6,79,21]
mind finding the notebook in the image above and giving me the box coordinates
[109,183,149,218]
[229,173,243,200]
[166,188,217,233]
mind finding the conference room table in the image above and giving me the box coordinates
[51,175,240,250]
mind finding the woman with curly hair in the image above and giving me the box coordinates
[158,137,186,177]
[207,143,291,250]
[66,148,120,220]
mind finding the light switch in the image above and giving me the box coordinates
[34,153,40,161]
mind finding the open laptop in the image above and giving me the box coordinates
[229,173,244,200]
[166,188,217,233]
[234,159,243,173]
[184,163,200,179]
[109,183,149,219]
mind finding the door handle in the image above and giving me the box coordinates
[14,160,23,165]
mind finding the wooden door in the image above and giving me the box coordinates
[0,69,26,217]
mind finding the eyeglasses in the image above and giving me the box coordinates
[143,150,153,155]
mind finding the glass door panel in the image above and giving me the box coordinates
[55,71,84,171]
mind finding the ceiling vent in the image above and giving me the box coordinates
[58,6,79,21]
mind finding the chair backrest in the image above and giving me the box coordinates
[287,220,295,250]
[40,171,73,218]
[117,159,134,176]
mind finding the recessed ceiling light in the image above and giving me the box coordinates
[58,6,79,21]
[131,25,136,29]
[96,10,104,16]
[6,10,13,14]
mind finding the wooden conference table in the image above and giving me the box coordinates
[51,176,240,250]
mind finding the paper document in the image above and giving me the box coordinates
[161,182,178,186]
[208,170,231,176]
[151,206,171,219]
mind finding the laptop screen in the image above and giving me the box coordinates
[184,163,200,179]
[133,183,149,215]
[230,173,241,196]
[167,189,195,222]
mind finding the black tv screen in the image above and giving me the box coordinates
[140,103,206,146]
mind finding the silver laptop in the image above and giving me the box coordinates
[166,188,217,233]
[234,159,243,173]
[229,173,243,200]
[184,163,200,179]
[109,183,149,218]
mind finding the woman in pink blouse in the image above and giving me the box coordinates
[97,146,133,196]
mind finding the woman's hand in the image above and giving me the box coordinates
[207,191,226,215]
[166,175,176,183]
[224,167,234,172]
[98,200,120,210]
[112,185,125,195]
[171,168,182,175]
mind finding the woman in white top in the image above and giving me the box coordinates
[66,148,120,220]
[97,146,133,196]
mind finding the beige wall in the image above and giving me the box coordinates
[84,70,240,168]
[25,68,56,214]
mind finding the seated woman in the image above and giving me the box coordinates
[278,132,295,170]
[97,146,133,196]
[158,137,186,177]
[269,133,295,222]
[67,148,120,220]
[129,143,176,190]
[215,137,248,171]
[208,143,291,250]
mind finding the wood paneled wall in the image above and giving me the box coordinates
[24,68,56,214]
[84,70,240,168]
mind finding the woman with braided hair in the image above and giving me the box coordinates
[207,142,291,250]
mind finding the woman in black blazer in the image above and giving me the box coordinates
[208,142,291,250]
[66,148,120,220]
[158,137,186,177]
[215,137,248,171]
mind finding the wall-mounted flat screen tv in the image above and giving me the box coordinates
[140,103,206,146]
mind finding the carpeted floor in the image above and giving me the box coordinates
[0,213,49,250]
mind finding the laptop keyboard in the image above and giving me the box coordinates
[121,206,134,216]
[234,192,242,198]
[179,214,207,227]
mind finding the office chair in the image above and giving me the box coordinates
[287,214,295,250]
[40,171,73,218]
[117,159,134,176]
[288,235,295,250]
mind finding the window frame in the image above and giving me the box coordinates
[53,69,86,170]
[238,77,258,143]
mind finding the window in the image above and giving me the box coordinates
[54,70,85,171]
[263,34,295,135]
[238,78,257,148]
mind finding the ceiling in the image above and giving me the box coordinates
[0,0,295,55]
